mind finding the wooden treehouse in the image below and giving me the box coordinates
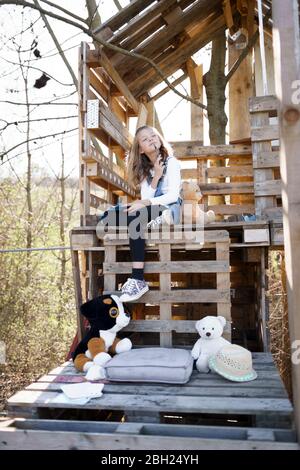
[2,0,300,451]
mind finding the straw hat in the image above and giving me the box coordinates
[209,344,257,382]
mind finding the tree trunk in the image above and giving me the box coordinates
[86,0,102,30]
[19,51,33,286]
[58,141,67,308]
[203,31,227,210]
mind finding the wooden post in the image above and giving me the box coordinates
[228,40,253,143]
[228,39,254,206]
[186,59,203,142]
[216,239,231,342]
[259,248,268,352]
[104,246,116,292]
[70,232,84,341]
[159,243,172,347]
[145,99,164,136]
[80,42,92,226]
[272,0,300,442]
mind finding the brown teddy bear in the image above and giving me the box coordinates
[180,181,215,224]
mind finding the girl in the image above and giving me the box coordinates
[99,125,182,302]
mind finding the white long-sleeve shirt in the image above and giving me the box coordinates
[140,156,182,206]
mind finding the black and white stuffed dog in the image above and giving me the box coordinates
[73,294,132,380]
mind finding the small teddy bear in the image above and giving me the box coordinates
[191,315,231,373]
[180,181,215,224]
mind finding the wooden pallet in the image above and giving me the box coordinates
[2,352,296,450]
[0,418,298,450]
[249,95,282,222]
[71,227,231,346]
[80,219,272,247]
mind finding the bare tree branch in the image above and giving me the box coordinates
[1,55,74,86]
[86,0,101,29]
[1,15,41,49]
[1,129,78,164]
[0,99,78,105]
[113,0,122,12]
[39,0,88,24]
[0,115,77,131]
[0,90,77,107]
[0,127,78,161]
[33,0,78,88]
[25,41,80,61]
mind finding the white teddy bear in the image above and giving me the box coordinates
[191,316,231,373]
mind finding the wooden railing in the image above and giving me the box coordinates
[171,142,255,219]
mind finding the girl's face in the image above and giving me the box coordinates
[137,128,161,156]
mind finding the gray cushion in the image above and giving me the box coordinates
[105,348,193,384]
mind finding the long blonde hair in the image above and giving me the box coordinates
[126,126,173,186]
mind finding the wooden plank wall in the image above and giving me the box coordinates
[171,142,255,219]
[249,95,282,221]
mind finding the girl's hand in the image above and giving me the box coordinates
[153,154,164,179]
[124,200,146,214]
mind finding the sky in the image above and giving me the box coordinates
[0,0,212,179]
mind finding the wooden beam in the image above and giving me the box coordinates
[186,59,203,142]
[246,0,256,38]
[170,142,252,157]
[88,69,109,102]
[99,50,139,114]
[104,290,230,303]
[136,102,148,129]
[145,99,164,136]
[249,95,278,114]
[200,182,254,195]
[228,39,254,143]
[86,161,136,196]
[222,0,234,31]
[86,99,133,151]
[272,0,300,444]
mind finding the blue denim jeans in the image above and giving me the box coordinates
[154,180,182,225]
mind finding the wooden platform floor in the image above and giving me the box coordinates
[2,352,297,450]
[6,353,293,420]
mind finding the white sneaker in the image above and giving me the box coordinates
[119,278,149,302]
[147,209,173,229]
